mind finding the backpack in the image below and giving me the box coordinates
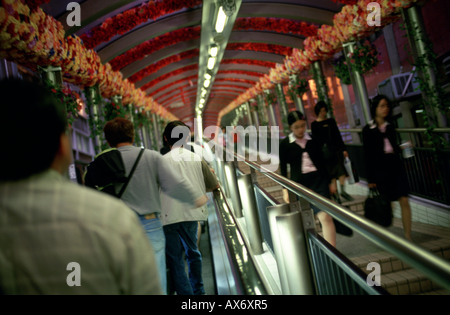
[84,148,144,198]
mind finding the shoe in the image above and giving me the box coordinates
[340,191,354,201]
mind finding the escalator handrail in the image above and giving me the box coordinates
[241,157,450,291]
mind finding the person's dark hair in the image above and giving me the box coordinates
[287,110,305,126]
[314,101,328,116]
[163,120,191,147]
[0,78,67,181]
[370,94,392,120]
[103,117,135,147]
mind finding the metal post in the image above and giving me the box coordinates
[402,6,447,128]
[139,108,149,149]
[39,66,77,182]
[152,113,162,149]
[267,104,277,129]
[145,111,155,150]
[245,102,254,126]
[257,94,268,126]
[311,61,333,118]
[276,211,315,294]
[343,42,371,126]
[237,173,264,254]
[267,203,291,295]
[84,85,103,154]
[224,161,243,218]
[127,104,135,124]
[275,83,290,135]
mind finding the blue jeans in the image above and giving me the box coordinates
[164,221,204,295]
[138,216,167,294]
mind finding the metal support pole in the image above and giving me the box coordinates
[245,102,254,126]
[267,203,291,294]
[276,211,315,294]
[139,108,149,149]
[402,6,447,128]
[84,85,104,154]
[224,161,243,218]
[275,83,290,134]
[343,42,371,126]
[127,104,135,124]
[237,173,264,254]
[257,94,268,126]
[267,104,277,129]
[311,61,333,118]
[145,111,155,150]
[39,66,77,182]
[152,113,162,149]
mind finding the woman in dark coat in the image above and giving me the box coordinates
[280,111,336,246]
[362,95,412,240]
[311,101,353,202]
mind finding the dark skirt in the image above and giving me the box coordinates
[297,171,330,215]
[374,154,410,201]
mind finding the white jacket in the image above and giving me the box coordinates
[160,147,211,226]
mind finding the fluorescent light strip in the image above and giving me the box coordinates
[215,6,227,33]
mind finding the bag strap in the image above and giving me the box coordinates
[117,148,144,198]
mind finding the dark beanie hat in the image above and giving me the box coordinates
[287,110,305,126]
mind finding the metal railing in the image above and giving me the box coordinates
[341,127,450,205]
[238,127,450,205]
[241,156,450,294]
[204,135,450,294]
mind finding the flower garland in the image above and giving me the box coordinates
[221,59,276,68]
[219,0,420,121]
[140,64,198,91]
[330,0,358,5]
[0,0,177,121]
[102,101,127,123]
[79,0,203,49]
[24,0,51,12]
[234,18,318,37]
[288,76,309,99]
[332,55,352,85]
[226,43,293,56]
[347,40,379,74]
[109,26,201,71]
[264,89,276,106]
[43,79,81,127]
[128,49,199,83]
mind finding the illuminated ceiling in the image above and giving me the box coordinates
[41,0,344,127]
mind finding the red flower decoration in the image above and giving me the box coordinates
[226,43,293,56]
[234,17,318,37]
[109,26,201,71]
[129,49,199,83]
[80,0,203,49]
[330,0,358,5]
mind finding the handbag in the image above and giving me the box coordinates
[344,157,359,184]
[364,188,392,227]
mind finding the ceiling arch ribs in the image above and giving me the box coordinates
[97,10,202,63]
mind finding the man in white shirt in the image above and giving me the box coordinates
[0,78,162,294]
[160,121,218,295]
